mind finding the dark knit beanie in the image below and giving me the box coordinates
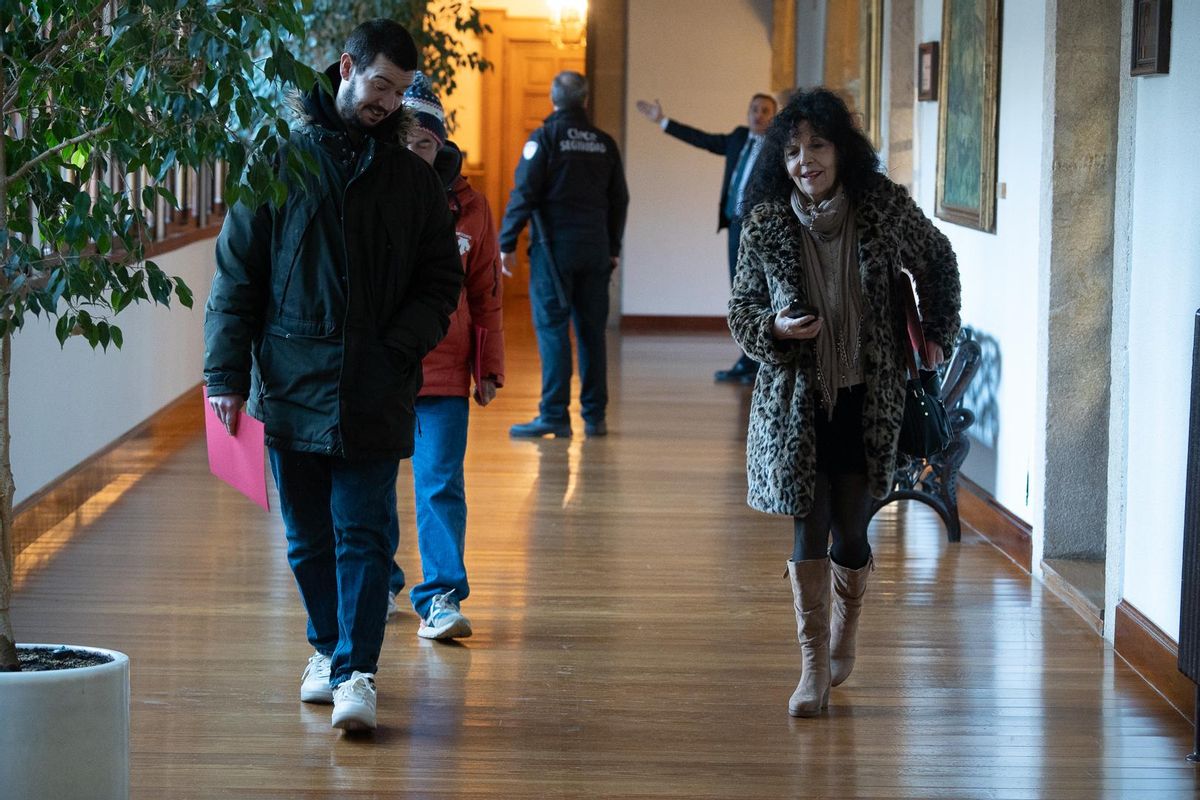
[402,71,446,147]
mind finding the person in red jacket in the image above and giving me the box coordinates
[387,72,505,640]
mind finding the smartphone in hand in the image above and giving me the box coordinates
[782,299,820,320]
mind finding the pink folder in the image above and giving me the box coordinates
[203,387,269,511]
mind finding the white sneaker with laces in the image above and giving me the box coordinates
[299,651,333,704]
[331,671,377,731]
[417,591,473,640]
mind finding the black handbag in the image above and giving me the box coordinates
[894,269,952,458]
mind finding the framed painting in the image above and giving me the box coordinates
[918,41,939,101]
[935,0,1002,233]
[1131,0,1171,76]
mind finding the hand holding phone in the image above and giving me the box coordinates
[782,299,820,320]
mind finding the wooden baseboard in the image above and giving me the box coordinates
[1114,600,1196,723]
[1041,559,1104,635]
[13,383,205,555]
[958,475,1033,572]
[620,315,730,334]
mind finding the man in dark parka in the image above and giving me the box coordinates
[203,19,462,733]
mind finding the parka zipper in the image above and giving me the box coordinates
[332,137,371,457]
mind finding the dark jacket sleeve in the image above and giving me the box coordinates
[498,128,550,252]
[663,119,730,156]
[382,168,465,361]
[607,140,630,257]
[889,182,962,349]
[203,200,272,397]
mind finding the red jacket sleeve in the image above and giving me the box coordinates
[463,189,506,388]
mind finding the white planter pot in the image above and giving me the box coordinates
[0,644,130,800]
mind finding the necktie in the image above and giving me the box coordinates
[725,137,756,220]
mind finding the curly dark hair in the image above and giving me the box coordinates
[740,88,881,216]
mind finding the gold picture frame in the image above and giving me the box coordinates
[822,0,884,148]
[935,0,1002,233]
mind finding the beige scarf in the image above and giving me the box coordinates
[790,186,864,417]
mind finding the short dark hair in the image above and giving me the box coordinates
[551,71,588,110]
[741,87,881,214]
[345,18,418,72]
[750,93,777,109]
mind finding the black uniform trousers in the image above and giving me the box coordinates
[528,240,611,426]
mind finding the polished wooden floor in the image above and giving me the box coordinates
[13,313,1200,799]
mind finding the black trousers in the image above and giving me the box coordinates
[726,218,756,369]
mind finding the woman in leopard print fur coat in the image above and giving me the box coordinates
[728,89,960,717]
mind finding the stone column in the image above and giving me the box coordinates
[1035,0,1123,562]
[887,0,915,190]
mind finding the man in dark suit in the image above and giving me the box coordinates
[636,94,777,384]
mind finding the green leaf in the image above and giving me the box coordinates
[173,277,194,309]
[218,75,234,106]
[130,65,148,94]
[67,146,88,170]
[111,325,124,349]
[55,314,72,346]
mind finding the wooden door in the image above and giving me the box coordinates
[501,44,585,296]
[480,12,585,302]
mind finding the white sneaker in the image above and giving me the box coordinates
[299,652,333,704]
[331,671,377,731]
[417,591,473,640]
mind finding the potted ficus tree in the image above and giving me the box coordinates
[0,2,319,797]
[0,2,489,797]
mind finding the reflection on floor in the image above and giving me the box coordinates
[13,323,1199,799]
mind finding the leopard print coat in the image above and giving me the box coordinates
[728,177,961,517]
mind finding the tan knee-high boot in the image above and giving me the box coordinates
[830,556,873,687]
[786,558,831,717]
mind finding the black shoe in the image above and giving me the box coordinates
[509,417,572,438]
[714,358,758,384]
[584,420,608,437]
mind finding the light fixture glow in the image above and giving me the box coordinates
[547,0,587,49]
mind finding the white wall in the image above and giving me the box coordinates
[1119,3,1200,641]
[913,0,1044,521]
[623,0,774,317]
[10,239,215,506]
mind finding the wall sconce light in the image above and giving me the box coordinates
[548,0,587,50]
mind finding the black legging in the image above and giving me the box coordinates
[791,385,873,568]
[792,471,873,568]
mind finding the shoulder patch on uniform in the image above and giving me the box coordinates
[523,140,539,160]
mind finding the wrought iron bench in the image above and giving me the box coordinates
[873,331,983,542]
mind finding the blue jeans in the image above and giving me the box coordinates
[389,396,471,619]
[268,448,399,686]
[529,241,610,426]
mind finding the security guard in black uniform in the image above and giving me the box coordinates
[500,71,629,438]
